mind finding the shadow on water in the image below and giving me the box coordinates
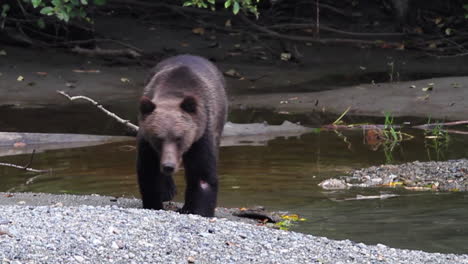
[0,104,137,135]
[1,124,468,253]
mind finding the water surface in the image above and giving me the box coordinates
[1,128,467,253]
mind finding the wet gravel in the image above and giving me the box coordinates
[320,159,468,191]
[1,205,468,263]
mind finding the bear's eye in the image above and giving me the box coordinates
[140,96,156,115]
[175,136,182,143]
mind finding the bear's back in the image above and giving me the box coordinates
[162,55,222,82]
[152,55,224,89]
[145,55,224,97]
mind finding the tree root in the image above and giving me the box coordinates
[71,46,141,58]
[267,23,404,38]
[239,14,401,47]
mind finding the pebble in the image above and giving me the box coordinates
[0,205,467,263]
[321,159,468,191]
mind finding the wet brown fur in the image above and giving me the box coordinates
[137,55,227,217]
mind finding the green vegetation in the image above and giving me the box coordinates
[380,112,413,163]
[0,0,260,47]
[275,214,307,231]
[1,0,256,25]
[183,0,259,16]
[332,106,351,125]
[424,119,450,161]
[1,0,105,23]
[382,112,402,142]
[2,0,468,57]
[34,0,106,22]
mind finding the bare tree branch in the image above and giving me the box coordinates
[0,162,48,173]
[23,149,37,169]
[0,150,49,173]
[57,90,139,134]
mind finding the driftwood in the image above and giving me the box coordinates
[56,91,466,138]
[55,91,314,141]
[232,207,281,223]
[0,132,134,158]
[322,120,468,135]
[413,120,468,129]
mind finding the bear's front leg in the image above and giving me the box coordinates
[181,134,219,217]
[137,136,176,210]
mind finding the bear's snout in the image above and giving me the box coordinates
[160,142,179,175]
[161,162,176,175]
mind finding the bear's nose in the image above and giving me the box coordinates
[161,163,175,174]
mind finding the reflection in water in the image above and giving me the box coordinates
[0,130,467,253]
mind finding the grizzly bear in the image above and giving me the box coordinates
[137,55,227,217]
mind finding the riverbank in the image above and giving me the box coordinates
[0,192,270,224]
[1,199,468,263]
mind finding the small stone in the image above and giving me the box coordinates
[74,256,85,263]
[318,179,348,190]
[111,241,120,250]
[108,226,118,234]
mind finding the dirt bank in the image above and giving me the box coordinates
[1,16,467,122]
[231,76,468,121]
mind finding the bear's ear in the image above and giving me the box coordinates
[140,96,156,115]
[180,96,197,114]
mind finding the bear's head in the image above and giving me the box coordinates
[138,95,204,175]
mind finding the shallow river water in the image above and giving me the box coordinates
[1,116,467,254]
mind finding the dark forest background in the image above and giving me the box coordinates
[1,0,468,57]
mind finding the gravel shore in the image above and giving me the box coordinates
[320,159,468,191]
[1,204,468,264]
[1,160,467,263]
